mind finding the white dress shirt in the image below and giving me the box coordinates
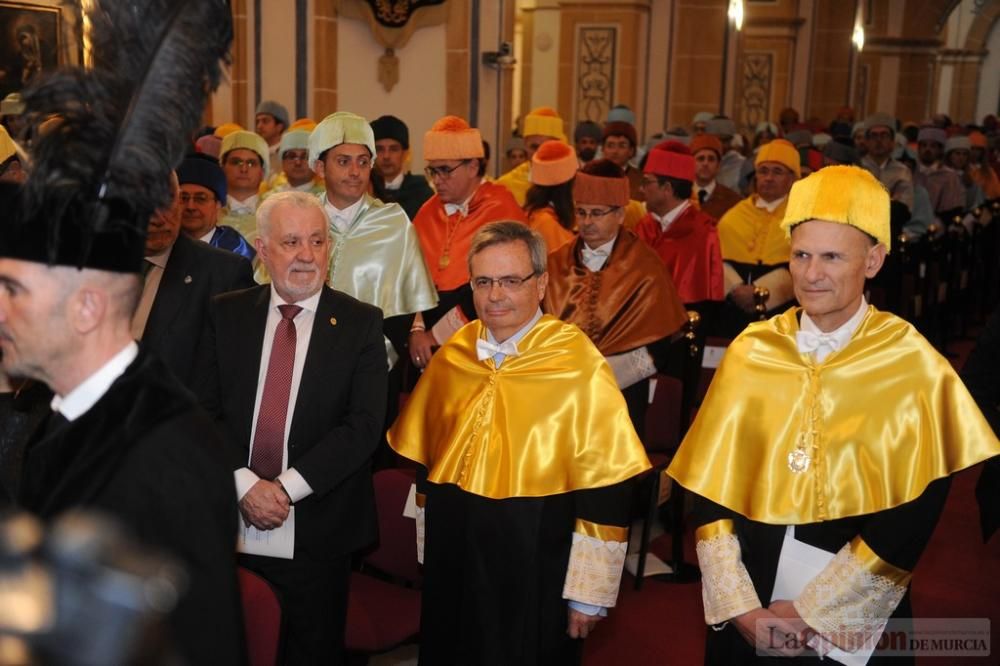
[581,235,618,272]
[695,180,717,202]
[651,200,690,232]
[130,247,172,340]
[484,308,542,367]
[754,195,787,213]
[443,183,481,217]
[234,286,321,503]
[383,172,405,191]
[797,297,868,363]
[227,194,259,216]
[51,342,139,420]
[323,197,363,234]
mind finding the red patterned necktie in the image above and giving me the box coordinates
[250,304,302,480]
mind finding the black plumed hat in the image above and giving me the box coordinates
[3,0,234,273]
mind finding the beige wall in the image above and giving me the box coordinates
[213,0,1000,145]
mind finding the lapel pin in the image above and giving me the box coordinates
[184,275,193,284]
[330,317,337,326]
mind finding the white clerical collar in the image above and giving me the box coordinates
[798,297,868,361]
[51,342,139,421]
[697,181,717,198]
[755,195,786,213]
[324,196,364,232]
[653,200,690,231]
[383,172,405,191]
[199,227,217,243]
[269,284,322,313]
[918,162,940,175]
[228,193,258,215]
[444,182,481,217]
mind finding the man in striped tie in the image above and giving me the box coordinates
[197,190,387,664]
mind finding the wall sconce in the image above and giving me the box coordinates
[728,0,744,31]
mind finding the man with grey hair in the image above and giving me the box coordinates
[707,116,746,191]
[860,113,914,211]
[389,221,650,664]
[197,190,386,663]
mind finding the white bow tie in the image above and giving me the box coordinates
[796,330,847,354]
[444,202,469,217]
[581,247,609,261]
[476,338,519,362]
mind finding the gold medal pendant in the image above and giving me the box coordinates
[787,448,811,473]
[439,254,450,269]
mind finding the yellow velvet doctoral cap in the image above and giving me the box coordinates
[220,130,270,178]
[755,138,800,178]
[309,111,376,165]
[523,106,567,142]
[780,164,891,252]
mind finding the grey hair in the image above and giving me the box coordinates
[467,221,548,275]
[256,190,329,240]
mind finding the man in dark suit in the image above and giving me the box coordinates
[197,190,387,664]
[133,173,255,389]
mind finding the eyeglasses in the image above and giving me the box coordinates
[226,157,262,169]
[470,272,537,291]
[640,177,661,188]
[575,206,620,220]
[179,192,214,205]
[425,160,471,180]
[283,150,309,162]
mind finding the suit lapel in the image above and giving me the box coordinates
[287,287,345,447]
[233,286,272,449]
[146,235,194,340]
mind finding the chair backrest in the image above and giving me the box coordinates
[365,468,422,584]
[238,567,281,666]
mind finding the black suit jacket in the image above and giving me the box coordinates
[142,233,255,388]
[196,284,387,556]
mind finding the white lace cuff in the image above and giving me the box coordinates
[562,520,628,607]
[794,538,910,653]
[415,503,425,565]
[605,347,657,389]
[430,305,468,345]
[695,520,762,624]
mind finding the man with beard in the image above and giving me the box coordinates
[197,191,387,663]
[574,120,602,164]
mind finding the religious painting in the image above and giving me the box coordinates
[0,2,60,101]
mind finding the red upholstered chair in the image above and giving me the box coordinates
[238,566,282,666]
[345,468,422,656]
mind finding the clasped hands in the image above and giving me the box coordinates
[734,600,814,658]
[239,479,290,530]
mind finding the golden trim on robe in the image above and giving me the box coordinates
[388,315,651,500]
[668,306,1000,524]
[574,518,628,543]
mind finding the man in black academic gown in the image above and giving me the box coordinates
[0,2,243,660]
[0,196,244,662]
